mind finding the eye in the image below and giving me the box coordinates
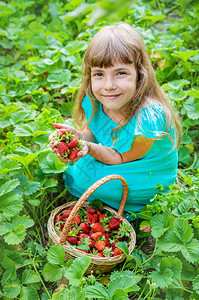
[117,71,127,76]
[93,72,103,77]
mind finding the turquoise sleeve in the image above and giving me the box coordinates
[134,104,167,139]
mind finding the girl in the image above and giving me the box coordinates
[50,23,181,216]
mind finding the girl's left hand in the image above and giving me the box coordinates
[53,141,90,164]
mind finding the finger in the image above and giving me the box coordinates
[49,143,55,149]
[57,154,67,163]
[52,123,65,129]
[77,150,87,157]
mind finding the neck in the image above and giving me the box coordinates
[102,106,124,125]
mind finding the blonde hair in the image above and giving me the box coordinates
[72,23,181,147]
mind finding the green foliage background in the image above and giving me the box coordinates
[0,0,199,299]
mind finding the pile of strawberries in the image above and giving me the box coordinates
[54,203,133,258]
[50,126,83,160]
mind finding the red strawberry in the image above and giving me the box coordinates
[99,214,107,222]
[66,236,78,245]
[78,249,89,253]
[68,138,78,148]
[92,223,105,233]
[79,233,90,239]
[97,252,104,257]
[89,229,94,236]
[42,86,47,91]
[79,223,90,233]
[111,241,118,250]
[71,214,81,225]
[109,217,121,230]
[68,148,79,160]
[105,239,111,247]
[57,142,69,155]
[55,215,63,223]
[104,233,110,239]
[90,232,103,240]
[86,208,96,214]
[96,209,102,215]
[67,206,74,210]
[62,209,72,218]
[86,214,94,225]
[77,241,82,245]
[58,129,68,137]
[92,214,99,223]
[95,240,106,251]
[113,248,123,256]
[89,239,95,248]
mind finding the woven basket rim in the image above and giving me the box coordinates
[47,201,136,265]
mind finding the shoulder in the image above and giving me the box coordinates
[133,99,166,139]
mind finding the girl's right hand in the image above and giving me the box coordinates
[49,123,81,149]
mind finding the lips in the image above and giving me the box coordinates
[102,94,121,100]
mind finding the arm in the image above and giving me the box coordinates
[85,135,154,165]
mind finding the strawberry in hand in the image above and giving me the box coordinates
[57,142,69,155]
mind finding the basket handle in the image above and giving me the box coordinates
[59,174,128,245]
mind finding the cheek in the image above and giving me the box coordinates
[91,80,100,93]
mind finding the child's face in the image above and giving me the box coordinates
[91,62,137,119]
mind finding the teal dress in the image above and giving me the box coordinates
[63,95,178,214]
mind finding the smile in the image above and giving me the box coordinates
[102,94,121,100]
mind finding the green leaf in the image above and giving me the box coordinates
[160,256,182,279]
[20,286,38,300]
[64,255,91,286]
[22,269,40,284]
[4,224,26,245]
[43,262,63,282]
[3,279,21,298]
[178,147,191,164]
[40,152,68,174]
[1,267,17,286]
[115,242,129,255]
[193,275,199,295]
[108,275,141,296]
[150,268,173,289]
[173,219,193,243]
[85,282,110,299]
[0,192,23,216]
[112,289,128,300]
[150,214,170,238]
[12,215,34,229]
[13,124,34,136]
[158,229,199,263]
[8,153,39,168]
[24,181,41,195]
[180,238,199,264]
[158,231,184,252]
[172,199,195,217]
[0,179,20,197]
[172,50,199,62]
[42,178,58,189]
[47,244,65,265]
[47,70,71,87]
[65,41,88,55]
[67,286,86,300]
[0,223,13,235]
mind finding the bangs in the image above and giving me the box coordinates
[85,30,135,68]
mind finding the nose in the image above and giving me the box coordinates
[104,76,116,90]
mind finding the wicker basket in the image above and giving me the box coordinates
[47,174,136,274]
